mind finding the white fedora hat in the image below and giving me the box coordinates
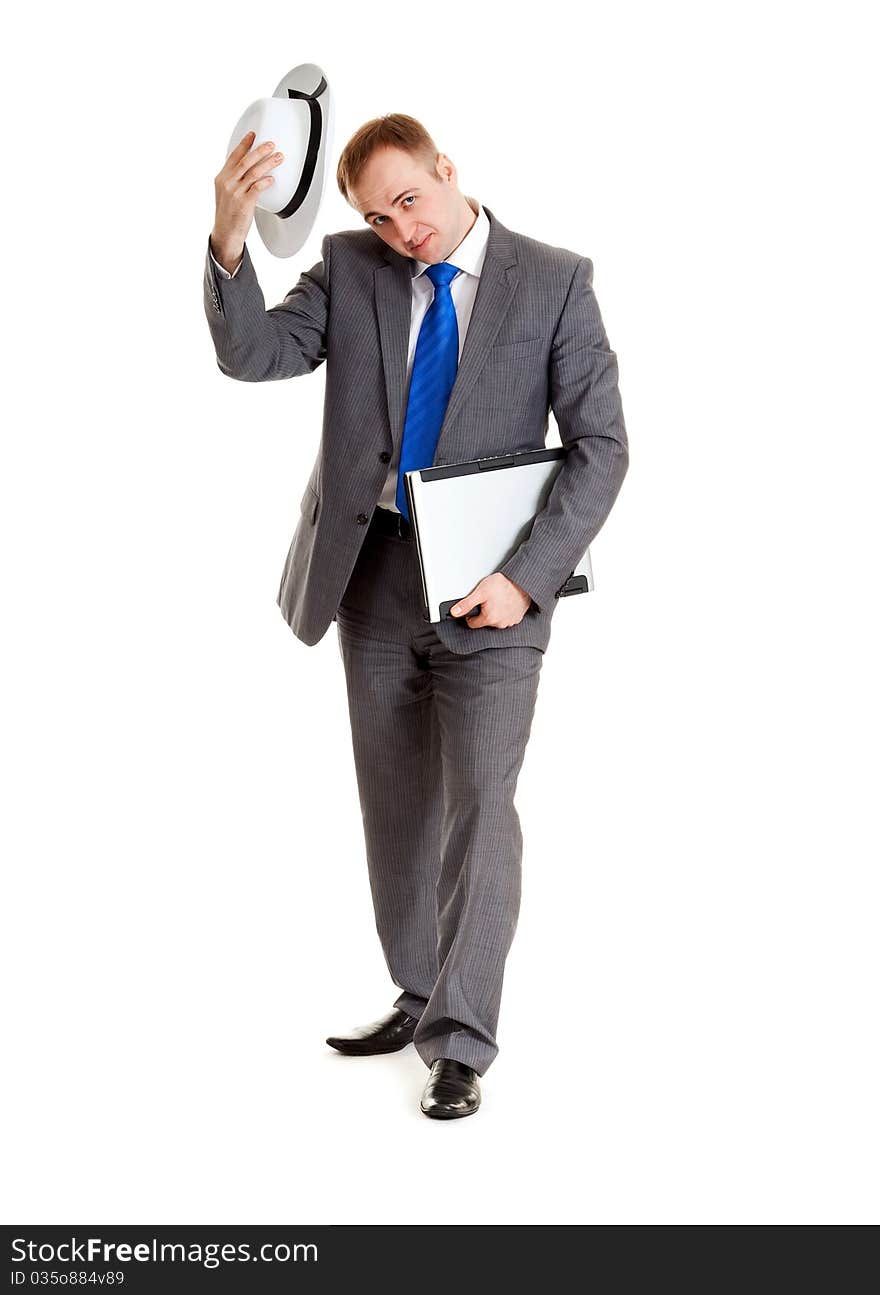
[226,63,334,258]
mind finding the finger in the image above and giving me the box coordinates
[239,141,284,187]
[465,609,492,628]
[451,597,480,617]
[462,603,488,625]
[450,581,487,617]
[227,130,256,164]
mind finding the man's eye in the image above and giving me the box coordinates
[372,195,415,226]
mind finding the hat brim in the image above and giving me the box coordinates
[254,63,333,258]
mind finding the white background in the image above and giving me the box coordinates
[2,0,877,1225]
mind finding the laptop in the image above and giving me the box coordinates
[403,447,594,623]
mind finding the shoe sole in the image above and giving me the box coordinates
[420,1102,481,1120]
[325,1038,415,1056]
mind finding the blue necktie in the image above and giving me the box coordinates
[396,262,460,519]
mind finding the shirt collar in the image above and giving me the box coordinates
[412,197,490,279]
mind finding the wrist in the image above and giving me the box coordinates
[210,233,243,274]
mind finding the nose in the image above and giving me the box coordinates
[391,214,419,245]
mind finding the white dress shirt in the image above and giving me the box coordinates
[210,198,491,513]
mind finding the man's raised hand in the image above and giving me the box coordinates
[210,131,285,273]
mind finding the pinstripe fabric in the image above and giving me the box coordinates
[202,205,628,656]
[335,512,542,1074]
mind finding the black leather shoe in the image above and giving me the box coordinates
[420,1058,481,1119]
[326,1008,418,1056]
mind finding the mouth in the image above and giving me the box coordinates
[410,233,432,254]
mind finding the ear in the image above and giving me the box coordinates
[435,152,456,184]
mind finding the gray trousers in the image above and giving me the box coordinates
[335,510,543,1075]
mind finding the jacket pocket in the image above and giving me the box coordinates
[485,337,544,363]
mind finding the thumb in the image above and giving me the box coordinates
[450,581,484,617]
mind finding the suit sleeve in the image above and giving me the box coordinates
[203,233,330,382]
[498,256,629,613]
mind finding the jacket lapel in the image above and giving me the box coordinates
[374,250,412,461]
[374,204,520,461]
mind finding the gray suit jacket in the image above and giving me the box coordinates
[203,205,628,654]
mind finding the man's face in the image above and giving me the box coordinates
[349,146,471,263]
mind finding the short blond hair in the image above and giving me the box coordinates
[336,113,441,205]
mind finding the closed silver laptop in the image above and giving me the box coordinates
[403,448,594,624]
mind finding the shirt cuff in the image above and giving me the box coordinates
[209,245,242,279]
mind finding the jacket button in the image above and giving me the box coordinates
[378,450,391,463]
[356,513,369,525]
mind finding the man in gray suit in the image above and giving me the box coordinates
[204,113,628,1119]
